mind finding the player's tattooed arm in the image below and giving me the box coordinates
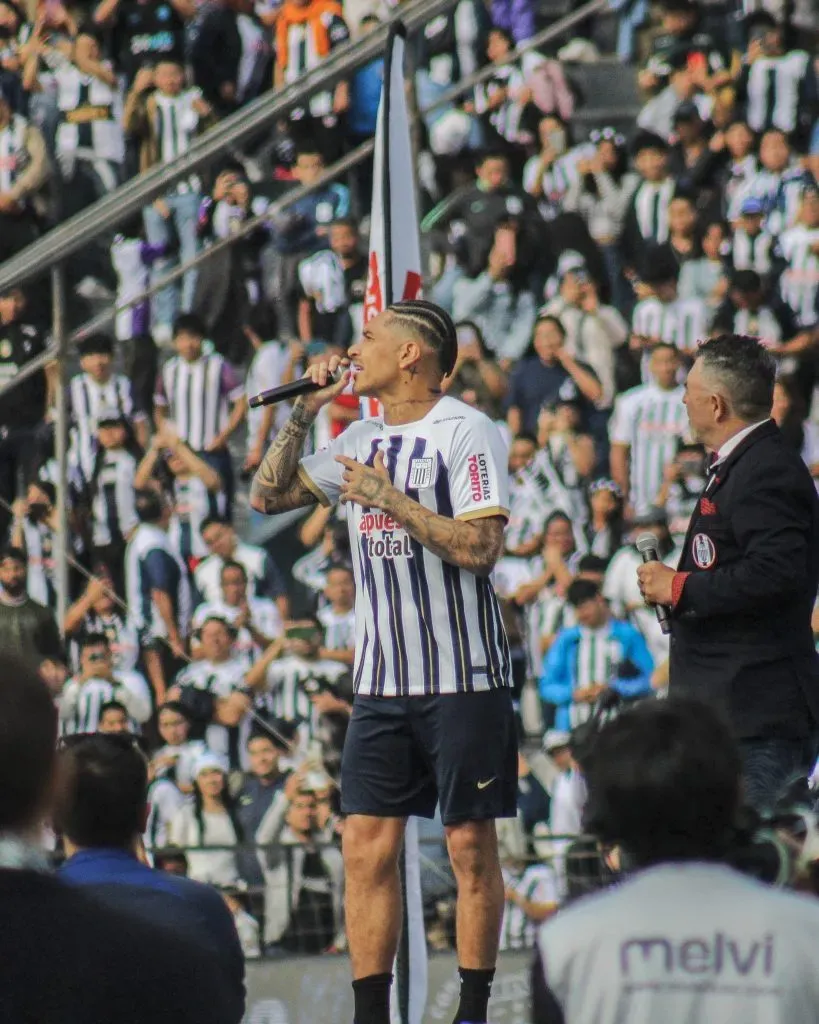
[385,496,505,576]
[336,452,505,576]
[249,399,318,515]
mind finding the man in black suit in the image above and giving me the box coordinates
[0,654,236,1024]
[638,334,819,810]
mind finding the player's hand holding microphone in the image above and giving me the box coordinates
[248,354,352,415]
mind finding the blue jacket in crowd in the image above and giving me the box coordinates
[539,618,654,731]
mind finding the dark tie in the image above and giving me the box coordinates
[764,65,777,131]
[651,187,662,241]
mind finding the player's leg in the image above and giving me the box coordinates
[415,688,518,1024]
[344,815,405,1011]
[341,695,437,1024]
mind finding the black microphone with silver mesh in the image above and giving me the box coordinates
[636,532,672,635]
[248,367,344,409]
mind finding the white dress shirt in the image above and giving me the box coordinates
[711,419,771,470]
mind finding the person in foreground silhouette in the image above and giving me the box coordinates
[0,653,234,1024]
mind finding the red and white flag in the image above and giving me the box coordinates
[361,22,422,420]
[363,24,428,1024]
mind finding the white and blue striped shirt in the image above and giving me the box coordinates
[125,522,191,641]
[300,396,512,697]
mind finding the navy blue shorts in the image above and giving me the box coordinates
[340,688,518,826]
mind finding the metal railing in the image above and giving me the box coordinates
[0,0,610,623]
[0,0,608,397]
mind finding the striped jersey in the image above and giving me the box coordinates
[154,353,243,451]
[567,626,620,727]
[58,670,153,735]
[145,777,186,850]
[125,523,191,640]
[500,864,558,951]
[85,448,139,548]
[194,542,285,605]
[68,611,140,673]
[777,225,819,328]
[299,396,512,697]
[731,227,775,276]
[192,597,283,666]
[317,605,356,651]
[173,657,248,765]
[632,299,708,379]
[631,179,674,244]
[743,49,812,134]
[260,654,348,723]
[21,519,57,610]
[54,65,123,164]
[168,474,227,565]
[68,372,142,478]
[609,383,687,513]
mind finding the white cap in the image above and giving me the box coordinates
[543,729,571,752]
[193,750,229,778]
[429,110,472,157]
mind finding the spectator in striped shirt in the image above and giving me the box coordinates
[540,578,654,732]
[191,559,283,667]
[775,184,819,330]
[134,421,227,572]
[58,632,152,736]
[317,562,355,667]
[610,342,688,516]
[68,333,147,479]
[499,855,558,951]
[195,515,289,620]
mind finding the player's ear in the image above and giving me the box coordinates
[398,340,422,373]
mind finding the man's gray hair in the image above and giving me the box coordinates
[695,334,775,422]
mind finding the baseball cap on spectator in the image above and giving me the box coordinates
[77,333,115,357]
[739,197,765,216]
[544,729,571,753]
[631,130,669,158]
[193,751,229,778]
[556,250,589,282]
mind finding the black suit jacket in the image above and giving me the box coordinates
[0,870,236,1023]
[669,420,819,739]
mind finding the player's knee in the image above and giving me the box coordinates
[445,821,499,887]
[343,815,403,882]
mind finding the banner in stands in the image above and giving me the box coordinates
[242,952,531,1023]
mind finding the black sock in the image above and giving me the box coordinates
[352,972,393,1024]
[453,967,495,1024]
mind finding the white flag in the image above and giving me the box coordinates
[362,23,428,1024]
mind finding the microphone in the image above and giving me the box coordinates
[635,532,672,635]
[248,367,345,409]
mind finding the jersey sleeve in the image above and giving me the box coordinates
[447,414,510,521]
[143,548,178,594]
[608,392,633,446]
[298,426,358,507]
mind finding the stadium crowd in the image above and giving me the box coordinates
[0,0,817,966]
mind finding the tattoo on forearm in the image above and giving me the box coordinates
[386,492,504,575]
[250,400,317,514]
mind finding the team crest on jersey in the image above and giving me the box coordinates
[408,456,434,490]
[692,533,716,569]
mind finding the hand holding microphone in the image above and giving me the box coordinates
[249,355,352,412]
[635,533,673,635]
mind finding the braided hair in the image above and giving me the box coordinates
[385,299,458,378]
